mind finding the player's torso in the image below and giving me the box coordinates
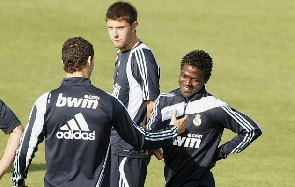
[110,44,160,157]
[40,79,113,176]
[112,50,132,106]
[161,93,224,181]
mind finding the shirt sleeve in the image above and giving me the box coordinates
[214,105,262,160]
[131,48,160,101]
[12,93,49,186]
[110,96,177,150]
[0,99,21,134]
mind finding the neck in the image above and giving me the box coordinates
[121,38,139,51]
[131,39,140,49]
[66,71,89,78]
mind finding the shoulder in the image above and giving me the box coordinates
[155,89,180,104]
[193,95,227,110]
[0,99,13,116]
[0,99,6,110]
[132,43,156,60]
[32,92,51,107]
[137,42,152,51]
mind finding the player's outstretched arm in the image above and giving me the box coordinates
[169,110,188,135]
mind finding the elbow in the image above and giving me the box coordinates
[251,128,262,142]
[256,128,262,137]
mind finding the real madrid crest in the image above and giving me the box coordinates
[193,114,202,126]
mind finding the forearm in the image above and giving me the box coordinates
[142,126,177,150]
[0,124,23,179]
[146,100,155,121]
[216,128,262,160]
[216,106,262,159]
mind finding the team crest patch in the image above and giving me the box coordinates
[193,114,202,126]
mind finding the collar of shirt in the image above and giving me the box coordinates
[61,77,92,85]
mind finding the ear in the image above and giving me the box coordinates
[61,60,65,67]
[132,21,138,31]
[87,56,92,66]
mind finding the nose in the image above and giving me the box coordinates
[184,78,192,86]
[112,29,119,38]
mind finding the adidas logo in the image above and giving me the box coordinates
[56,113,95,141]
[56,93,99,109]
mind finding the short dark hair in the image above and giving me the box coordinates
[62,37,94,73]
[180,50,213,80]
[105,1,138,25]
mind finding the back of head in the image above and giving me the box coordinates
[180,50,213,80]
[62,37,94,73]
[105,1,138,25]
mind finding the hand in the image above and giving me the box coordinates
[139,122,147,131]
[14,180,28,187]
[152,148,164,161]
[170,110,188,134]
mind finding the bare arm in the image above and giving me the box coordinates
[139,100,154,130]
[0,124,23,179]
[146,100,155,121]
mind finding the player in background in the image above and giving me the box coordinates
[147,50,262,187]
[0,99,24,182]
[11,37,188,187]
[105,2,161,187]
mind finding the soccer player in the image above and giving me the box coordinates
[11,37,188,187]
[0,99,23,180]
[105,2,161,187]
[147,50,262,187]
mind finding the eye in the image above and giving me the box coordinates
[181,74,186,78]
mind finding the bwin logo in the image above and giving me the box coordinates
[56,113,95,141]
[56,93,99,109]
[173,136,201,148]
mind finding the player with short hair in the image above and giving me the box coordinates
[0,99,23,181]
[147,49,262,187]
[105,1,161,187]
[11,37,188,187]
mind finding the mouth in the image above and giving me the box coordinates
[181,85,195,97]
[182,85,193,92]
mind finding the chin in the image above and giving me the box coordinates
[184,95,192,98]
[113,44,122,48]
[181,92,191,98]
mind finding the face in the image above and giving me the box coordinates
[178,63,208,98]
[106,19,138,51]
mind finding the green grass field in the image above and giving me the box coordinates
[1,0,294,186]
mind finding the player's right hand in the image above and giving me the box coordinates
[170,110,188,134]
[14,180,28,187]
[152,148,164,161]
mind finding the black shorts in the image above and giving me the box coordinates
[110,154,151,187]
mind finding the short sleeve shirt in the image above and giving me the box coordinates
[0,99,21,134]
